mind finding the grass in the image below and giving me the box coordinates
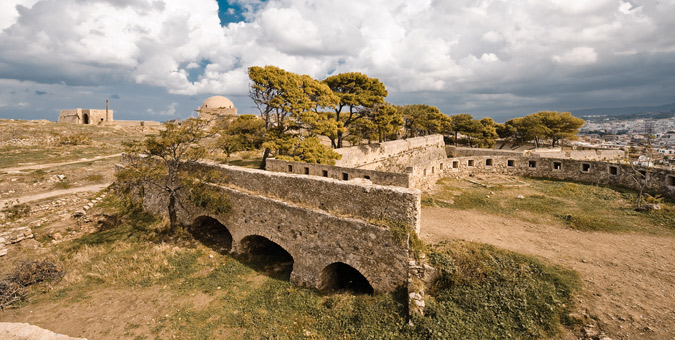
[425,177,675,233]
[0,119,153,168]
[413,240,580,340]
[53,181,73,189]
[84,174,105,183]
[7,192,581,340]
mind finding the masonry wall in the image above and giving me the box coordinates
[265,159,411,188]
[57,109,113,124]
[164,159,422,230]
[112,120,161,127]
[126,157,418,292]
[440,155,675,199]
[335,135,447,171]
[529,149,626,161]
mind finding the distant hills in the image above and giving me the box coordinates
[570,102,675,120]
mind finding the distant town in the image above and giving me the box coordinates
[575,110,675,165]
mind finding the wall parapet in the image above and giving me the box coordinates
[335,135,446,170]
[440,155,675,199]
[265,158,411,188]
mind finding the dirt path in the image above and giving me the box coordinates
[0,184,109,206]
[1,154,121,173]
[421,207,675,340]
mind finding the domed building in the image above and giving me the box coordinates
[198,96,237,125]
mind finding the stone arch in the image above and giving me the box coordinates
[239,234,294,280]
[188,216,232,254]
[319,262,374,295]
[82,113,90,124]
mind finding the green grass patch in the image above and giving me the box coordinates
[413,240,581,340]
[428,178,675,233]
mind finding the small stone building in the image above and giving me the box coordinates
[58,108,113,125]
[198,96,237,125]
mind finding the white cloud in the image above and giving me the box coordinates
[1,0,674,118]
[553,47,599,65]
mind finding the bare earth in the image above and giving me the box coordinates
[1,153,121,172]
[0,184,109,207]
[421,207,675,340]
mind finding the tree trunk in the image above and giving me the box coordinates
[454,132,458,145]
[337,130,343,148]
[168,192,178,233]
[259,147,271,170]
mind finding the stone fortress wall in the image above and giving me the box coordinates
[129,157,420,292]
[265,159,411,188]
[267,135,675,198]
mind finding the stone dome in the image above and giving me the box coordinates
[202,96,235,109]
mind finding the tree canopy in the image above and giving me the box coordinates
[503,111,585,147]
[398,104,452,138]
[322,72,388,148]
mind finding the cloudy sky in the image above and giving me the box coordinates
[0,0,674,122]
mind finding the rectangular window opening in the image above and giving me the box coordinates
[364,175,370,180]
[288,165,293,172]
[468,160,475,167]
[440,163,444,170]
[452,161,459,169]
[638,170,647,179]
[486,159,493,166]
[507,159,515,167]
[609,166,619,175]
[581,163,591,172]
[342,173,349,181]
[304,167,309,175]
[553,162,562,170]
[528,160,537,168]
[667,175,675,187]
[322,170,328,177]
[432,166,435,174]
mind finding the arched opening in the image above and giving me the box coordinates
[188,216,232,254]
[320,262,374,295]
[239,235,293,280]
[82,113,89,124]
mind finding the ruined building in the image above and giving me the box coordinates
[58,100,113,125]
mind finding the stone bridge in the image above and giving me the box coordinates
[135,160,421,293]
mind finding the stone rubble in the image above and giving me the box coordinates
[0,226,33,257]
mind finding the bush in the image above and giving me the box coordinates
[57,133,93,146]
[1,203,31,220]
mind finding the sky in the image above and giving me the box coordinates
[0,0,674,122]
